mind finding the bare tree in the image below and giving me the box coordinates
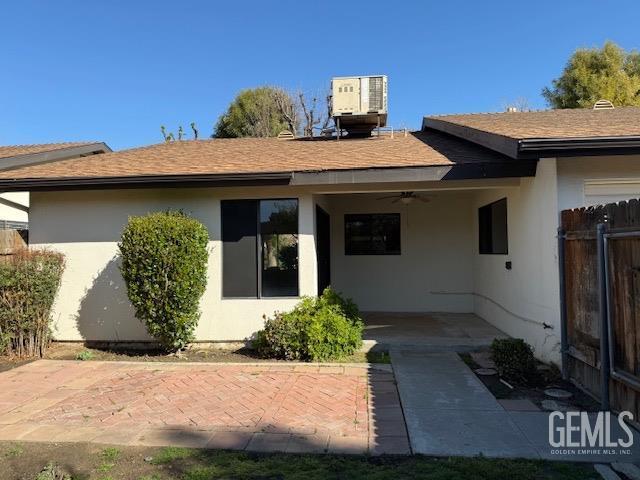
[298,92,333,137]
[273,89,299,136]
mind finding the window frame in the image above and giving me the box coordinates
[344,213,401,256]
[478,198,508,255]
[221,198,299,299]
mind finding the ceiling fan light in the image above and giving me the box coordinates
[400,196,413,205]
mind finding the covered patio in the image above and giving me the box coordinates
[311,183,519,353]
[361,312,508,351]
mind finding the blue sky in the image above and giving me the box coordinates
[1,1,638,150]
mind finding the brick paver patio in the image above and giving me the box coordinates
[0,360,409,454]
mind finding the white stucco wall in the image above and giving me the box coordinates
[327,192,475,312]
[471,159,562,363]
[30,187,318,342]
[0,192,29,223]
[557,154,640,210]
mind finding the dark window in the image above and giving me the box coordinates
[260,199,299,297]
[222,199,298,298]
[345,213,401,255]
[221,200,258,298]
[478,198,508,254]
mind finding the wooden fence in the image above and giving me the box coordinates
[561,199,640,417]
[0,229,28,255]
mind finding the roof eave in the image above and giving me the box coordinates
[0,142,112,172]
[0,172,292,192]
[424,116,640,159]
[517,136,640,159]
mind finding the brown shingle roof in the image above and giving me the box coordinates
[424,106,640,140]
[0,131,511,181]
[0,142,99,160]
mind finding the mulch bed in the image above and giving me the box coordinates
[460,353,600,412]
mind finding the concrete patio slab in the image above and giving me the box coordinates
[402,408,540,458]
[362,312,507,351]
[508,411,640,462]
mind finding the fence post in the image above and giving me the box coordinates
[557,227,569,380]
[597,222,610,411]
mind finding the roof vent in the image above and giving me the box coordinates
[277,130,295,140]
[593,99,614,110]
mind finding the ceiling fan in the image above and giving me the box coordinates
[376,191,432,205]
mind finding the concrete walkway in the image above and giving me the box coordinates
[392,350,640,462]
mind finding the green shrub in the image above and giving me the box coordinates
[490,338,540,385]
[255,287,363,361]
[75,349,94,361]
[118,211,209,351]
[0,249,65,358]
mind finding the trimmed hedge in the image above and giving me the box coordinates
[118,211,209,351]
[0,249,65,358]
[255,287,363,361]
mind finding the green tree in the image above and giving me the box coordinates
[543,41,640,108]
[213,87,298,138]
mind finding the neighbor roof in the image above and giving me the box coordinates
[0,131,525,190]
[423,107,640,159]
[0,142,103,160]
[0,142,112,174]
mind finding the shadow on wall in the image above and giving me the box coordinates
[75,256,151,342]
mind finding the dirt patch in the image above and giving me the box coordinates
[460,353,599,411]
[0,357,32,373]
[42,342,390,365]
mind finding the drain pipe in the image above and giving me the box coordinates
[557,227,569,381]
[596,222,610,411]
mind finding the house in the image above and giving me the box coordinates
[0,142,111,228]
[0,107,639,363]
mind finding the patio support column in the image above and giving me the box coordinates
[297,194,319,297]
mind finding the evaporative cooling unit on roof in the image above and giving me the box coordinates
[331,75,388,136]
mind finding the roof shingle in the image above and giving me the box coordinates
[424,106,640,140]
[0,131,511,181]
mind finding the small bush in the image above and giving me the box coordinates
[490,338,540,385]
[255,287,363,362]
[0,249,65,358]
[75,349,94,361]
[118,211,209,352]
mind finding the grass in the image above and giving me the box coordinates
[148,448,598,480]
[0,441,598,480]
[3,443,23,458]
[97,447,121,473]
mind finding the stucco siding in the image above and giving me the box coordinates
[471,159,562,363]
[30,187,318,342]
[557,154,640,210]
[328,192,475,312]
[0,192,28,223]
